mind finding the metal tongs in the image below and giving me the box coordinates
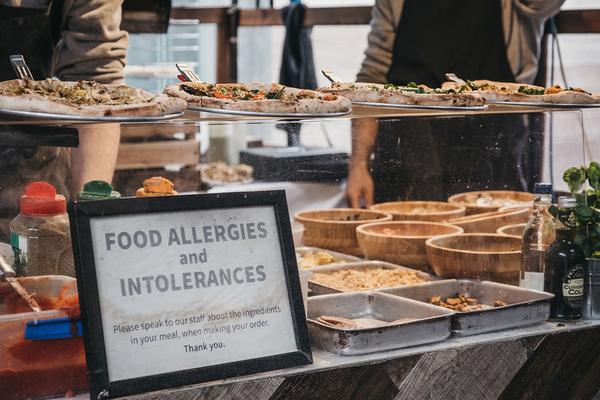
[0,253,41,312]
[445,73,465,86]
[176,63,202,83]
[10,54,34,80]
[321,69,343,84]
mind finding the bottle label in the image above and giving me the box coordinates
[10,233,28,277]
[520,272,544,291]
[557,209,577,230]
[562,264,584,308]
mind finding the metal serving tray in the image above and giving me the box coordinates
[187,105,351,118]
[377,279,554,336]
[486,101,600,108]
[351,101,488,111]
[0,109,184,122]
[307,291,454,355]
[296,246,362,266]
[307,260,440,296]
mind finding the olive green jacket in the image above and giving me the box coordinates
[1,0,128,84]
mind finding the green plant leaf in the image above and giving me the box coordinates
[576,205,596,223]
[587,193,599,209]
[575,229,588,249]
[593,239,600,253]
[549,204,558,218]
[563,166,587,195]
[590,223,600,237]
[589,161,600,191]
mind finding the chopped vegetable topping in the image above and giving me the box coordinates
[519,86,545,95]
[266,86,285,99]
[0,80,151,106]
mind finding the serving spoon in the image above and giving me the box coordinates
[0,253,41,313]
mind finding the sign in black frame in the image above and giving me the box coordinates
[68,190,312,399]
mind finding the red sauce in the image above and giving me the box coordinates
[0,278,88,399]
[2,281,79,314]
[0,363,88,399]
[7,334,85,364]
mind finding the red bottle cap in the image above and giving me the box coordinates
[20,182,66,215]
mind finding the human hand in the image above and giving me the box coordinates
[344,164,374,209]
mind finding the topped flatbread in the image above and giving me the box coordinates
[163,81,351,114]
[441,80,600,105]
[0,79,187,117]
[317,81,485,107]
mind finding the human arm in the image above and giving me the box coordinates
[54,0,126,195]
[509,0,564,20]
[70,123,121,198]
[344,118,379,209]
[53,0,128,84]
[356,0,404,84]
[502,0,565,83]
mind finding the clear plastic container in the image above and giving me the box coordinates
[0,276,86,400]
[9,182,75,277]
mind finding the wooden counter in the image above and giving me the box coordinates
[66,320,600,400]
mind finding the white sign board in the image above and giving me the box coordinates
[69,191,311,399]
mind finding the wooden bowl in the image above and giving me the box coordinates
[294,209,392,257]
[447,207,531,234]
[370,201,466,222]
[426,233,521,285]
[356,221,463,273]
[497,223,527,237]
[447,190,533,215]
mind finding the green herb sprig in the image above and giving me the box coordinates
[551,162,600,258]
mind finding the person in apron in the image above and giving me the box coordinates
[345,0,562,207]
[0,0,127,242]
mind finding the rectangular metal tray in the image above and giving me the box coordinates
[307,260,441,296]
[296,246,363,267]
[307,291,454,355]
[376,279,553,336]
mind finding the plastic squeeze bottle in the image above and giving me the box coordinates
[10,182,75,277]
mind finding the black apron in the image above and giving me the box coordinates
[371,0,541,203]
[386,0,514,87]
[0,0,71,243]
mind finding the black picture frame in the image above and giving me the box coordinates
[68,190,312,399]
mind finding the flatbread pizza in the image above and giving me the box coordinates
[163,82,351,114]
[317,82,485,107]
[0,79,187,117]
[442,80,600,105]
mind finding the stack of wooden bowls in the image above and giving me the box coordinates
[447,207,531,234]
[370,201,466,222]
[497,223,527,237]
[447,190,533,215]
[425,233,522,285]
[356,221,464,273]
[294,209,392,257]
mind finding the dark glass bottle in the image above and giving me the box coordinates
[544,196,586,321]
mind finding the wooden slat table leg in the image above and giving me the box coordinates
[394,341,529,400]
[270,364,399,399]
[499,326,600,400]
